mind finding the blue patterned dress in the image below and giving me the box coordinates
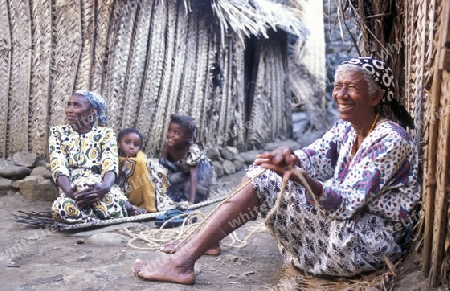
[247,119,420,277]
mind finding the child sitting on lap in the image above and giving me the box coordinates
[116,128,176,213]
[160,114,215,204]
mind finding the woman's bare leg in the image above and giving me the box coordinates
[132,176,261,284]
[160,240,222,256]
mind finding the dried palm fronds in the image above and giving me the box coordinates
[75,0,95,90]
[141,1,168,155]
[211,0,307,44]
[91,0,114,94]
[122,0,153,128]
[191,13,210,126]
[148,3,178,155]
[49,1,82,127]
[0,0,11,157]
[8,1,31,156]
[29,0,52,156]
[107,0,138,131]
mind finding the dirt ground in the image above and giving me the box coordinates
[0,170,443,291]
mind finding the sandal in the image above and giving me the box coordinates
[155,209,196,228]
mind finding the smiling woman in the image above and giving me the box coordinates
[131,57,421,285]
[49,90,138,224]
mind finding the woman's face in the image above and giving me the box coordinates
[166,122,188,147]
[65,94,94,128]
[332,70,379,125]
[119,132,141,157]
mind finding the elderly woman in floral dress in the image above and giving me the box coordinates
[132,57,421,284]
[50,90,138,224]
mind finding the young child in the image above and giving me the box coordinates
[160,114,215,204]
[116,128,176,213]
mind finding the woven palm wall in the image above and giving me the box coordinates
[0,0,306,158]
[338,0,450,287]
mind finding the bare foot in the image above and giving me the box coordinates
[160,240,221,256]
[125,202,147,216]
[132,257,196,285]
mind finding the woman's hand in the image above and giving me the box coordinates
[253,146,300,176]
[74,171,116,208]
[74,183,110,208]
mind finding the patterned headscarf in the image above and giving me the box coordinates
[340,57,395,104]
[339,57,414,129]
[73,90,107,123]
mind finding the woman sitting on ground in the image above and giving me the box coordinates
[50,90,138,224]
[132,57,421,284]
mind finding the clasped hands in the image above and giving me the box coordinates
[71,183,110,209]
[253,146,305,184]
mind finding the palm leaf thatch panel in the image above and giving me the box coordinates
[106,0,139,132]
[8,1,32,154]
[247,36,290,149]
[48,1,82,128]
[90,0,114,94]
[29,0,52,157]
[0,0,11,157]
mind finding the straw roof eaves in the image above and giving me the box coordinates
[211,0,308,39]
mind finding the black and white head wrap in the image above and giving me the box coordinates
[339,57,414,129]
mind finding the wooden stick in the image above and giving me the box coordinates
[429,70,450,287]
[423,25,443,279]
[426,1,450,283]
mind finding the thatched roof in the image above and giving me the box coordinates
[211,0,308,41]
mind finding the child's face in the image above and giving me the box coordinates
[119,132,141,157]
[166,122,189,146]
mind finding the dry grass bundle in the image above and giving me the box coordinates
[211,0,307,44]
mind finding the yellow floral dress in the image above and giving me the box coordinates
[49,125,129,224]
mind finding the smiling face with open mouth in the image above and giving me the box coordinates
[332,70,380,128]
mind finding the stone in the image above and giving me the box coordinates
[0,159,32,178]
[219,147,235,160]
[30,166,53,179]
[87,233,127,246]
[225,146,238,155]
[232,157,245,172]
[0,177,13,196]
[211,161,224,178]
[13,176,59,201]
[222,160,236,175]
[12,152,38,168]
[239,150,261,165]
[205,147,221,161]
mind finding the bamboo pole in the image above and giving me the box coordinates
[423,0,449,276]
[428,1,450,286]
[422,27,442,279]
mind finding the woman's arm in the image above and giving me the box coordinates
[48,126,71,183]
[56,175,76,199]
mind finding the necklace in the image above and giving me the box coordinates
[351,112,380,156]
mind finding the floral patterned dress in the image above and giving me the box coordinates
[247,119,420,277]
[49,125,129,224]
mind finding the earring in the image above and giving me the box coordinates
[89,115,94,122]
